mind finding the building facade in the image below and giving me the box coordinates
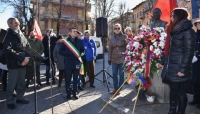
[31,0,91,36]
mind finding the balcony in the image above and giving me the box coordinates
[139,13,145,19]
[41,0,85,8]
[131,18,136,23]
[40,12,84,22]
[30,0,35,4]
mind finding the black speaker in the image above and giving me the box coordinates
[0,28,7,43]
[96,17,108,37]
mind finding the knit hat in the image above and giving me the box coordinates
[194,19,200,26]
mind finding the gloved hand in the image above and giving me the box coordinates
[108,60,111,65]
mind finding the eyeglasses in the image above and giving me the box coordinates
[114,28,120,30]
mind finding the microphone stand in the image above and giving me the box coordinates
[48,32,54,114]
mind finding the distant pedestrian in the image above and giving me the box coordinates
[158,8,195,114]
[42,29,58,85]
[124,27,133,39]
[188,19,200,109]
[53,35,65,87]
[3,17,30,109]
[25,31,44,88]
[108,23,127,95]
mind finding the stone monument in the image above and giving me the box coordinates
[149,8,169,103]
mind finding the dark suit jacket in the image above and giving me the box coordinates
[59,37,84,69]
[3,28,29,69]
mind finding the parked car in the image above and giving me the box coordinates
[90,36,103,62]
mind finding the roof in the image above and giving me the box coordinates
[131,1,146,10]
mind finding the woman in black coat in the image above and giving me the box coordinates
[188,19,200,109]
[158,8,195,114]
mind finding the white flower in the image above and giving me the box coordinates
[153,42,158,47]
[161,32,167,37]
[151,39,156,43]
[139,25,146,30]
[140,35,144,38]
[133,42,140,49]
[159,42,165,49]
[154,49,160,55]
[150,45,153,51]
[126,45,130,49]
[153,27,161,33]
[159,36,165,41]
[159,27,165,32]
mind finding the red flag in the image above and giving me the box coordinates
[153,0,178,24]
[33,19,43,41]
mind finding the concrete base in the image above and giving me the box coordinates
[149,70,170,103]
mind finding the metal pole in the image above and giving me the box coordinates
[33,59,38,114]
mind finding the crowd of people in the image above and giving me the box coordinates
[0,18,97,109]
[0,7,200,114]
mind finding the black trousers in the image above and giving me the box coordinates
[65,69,78,95]
[2,70,8,91]
[82,61,95,85]
[192,82,200,103]
[58,70,65,85]
[25,65,41,84]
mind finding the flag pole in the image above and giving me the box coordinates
[98,78,128,114]
[132,81,141,114]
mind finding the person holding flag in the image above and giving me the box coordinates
[59,27,84,100]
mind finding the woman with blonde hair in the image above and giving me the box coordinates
[108,23,127,95]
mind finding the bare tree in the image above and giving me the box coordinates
[1,0,34,35]
[95,0,115,18]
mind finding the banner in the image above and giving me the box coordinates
[192,0,200,19]
[153,0,178,24]
[33,19,43,41]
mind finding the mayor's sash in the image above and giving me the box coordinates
[61,39,84,75]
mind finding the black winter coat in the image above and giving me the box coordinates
[59,37,84,69]
[42,34,58,65]
[161,20,195,83]
[3,28,29,69]
[192,31,200,83]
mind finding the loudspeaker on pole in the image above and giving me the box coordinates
[96,17,108,37]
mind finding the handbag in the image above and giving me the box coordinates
[0,49,6,64]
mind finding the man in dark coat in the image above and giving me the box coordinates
[59,27,84,100]
[189,19,200,109]
[42,29,58,85]
[3,17,30,109]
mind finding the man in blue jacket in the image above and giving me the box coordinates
[82,30,96,88]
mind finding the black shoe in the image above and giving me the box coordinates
[90,85,95,88]
[46,82,50,85]
[78,86,83,91]
[66,94,71,100]
[82,84,85,88]
[7,104,16,109]
[13,94,17,97]
[196,103,200,108]
[52,80,56,85]
[38,82,42,87]
[188,100,198,105]
[16,99,29,104]
[73,95,79,100]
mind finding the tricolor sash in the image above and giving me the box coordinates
[62,38,84,75]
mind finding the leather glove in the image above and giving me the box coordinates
[108,60,111,65]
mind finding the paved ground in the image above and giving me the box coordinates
[0,53,116,114]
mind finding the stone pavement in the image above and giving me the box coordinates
[0,58,117,114]
[100,85,200,114]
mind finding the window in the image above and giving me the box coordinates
[95,41,100,48]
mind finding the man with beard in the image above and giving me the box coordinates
[3,17,30,109]
[25,31,44,88]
